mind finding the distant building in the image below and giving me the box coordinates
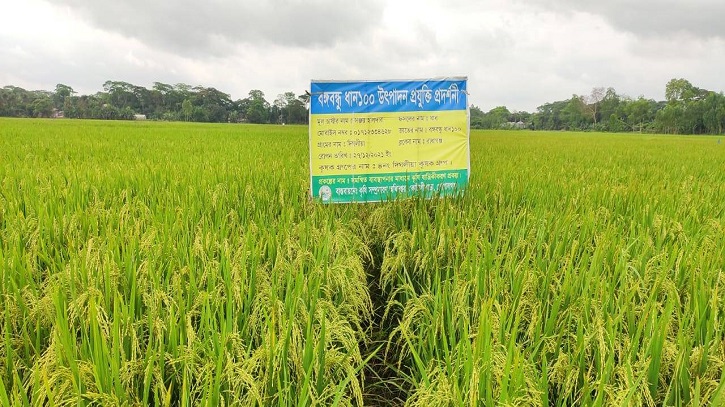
[52,109,65,118]
[503,121,526,129]
[133,114,147,120]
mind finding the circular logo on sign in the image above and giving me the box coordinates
[319,186,332,202]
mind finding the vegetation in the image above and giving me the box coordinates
[1,119,724,406]
[0,82,308,124]
[469,79,725,134]
[3,77,725,134]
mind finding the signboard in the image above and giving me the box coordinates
[309,77,469,203]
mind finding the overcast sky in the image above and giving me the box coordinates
[2,0,723,112]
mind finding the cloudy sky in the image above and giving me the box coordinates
[1,0,723,112]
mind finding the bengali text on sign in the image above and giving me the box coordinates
[309,78,470,203]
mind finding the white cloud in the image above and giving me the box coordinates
[520,0,725,39]
[44,0,385,55]
[1,0,724,112]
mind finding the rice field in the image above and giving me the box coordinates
[1,118,724,406]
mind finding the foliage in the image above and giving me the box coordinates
[1,119,723,405]
[0,83,309,124]
[470,105,528,130]
[3,77,725,133]
[532,80,725,135]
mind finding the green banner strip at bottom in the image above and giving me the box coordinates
[312,169,468,203]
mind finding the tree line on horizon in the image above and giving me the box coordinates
[472,78,725,135]
[0,81,309,125]
[1,78,724,134]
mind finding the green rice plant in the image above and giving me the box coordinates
[1,119,723,406]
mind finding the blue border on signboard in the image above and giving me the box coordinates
[310,78,467,114]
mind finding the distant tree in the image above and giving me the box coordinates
[485,106,511,129]
[298,91,310,107]
[53,84,74,110]
[470,105,485,129]
[665,78,699,103]
[3,77,725,133]
[533,100,568,130]
[597,88,621,128]
[702,92,725,134]
[624,97,656,133]
[657,78,708,134]
[31,97,53,117]
[189,86,232,122]
[0,86,53,117]
[511,110,531,126]
[103,80,138,110]
[0,86,28,116]
[132,85,153,116]
[655,104,684,134]
[277,91,308,124]
[181,99,193,122]
[583,87,605,124]
[561,95,589,130]
[244,89,270,124]
[273,92,295,124]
